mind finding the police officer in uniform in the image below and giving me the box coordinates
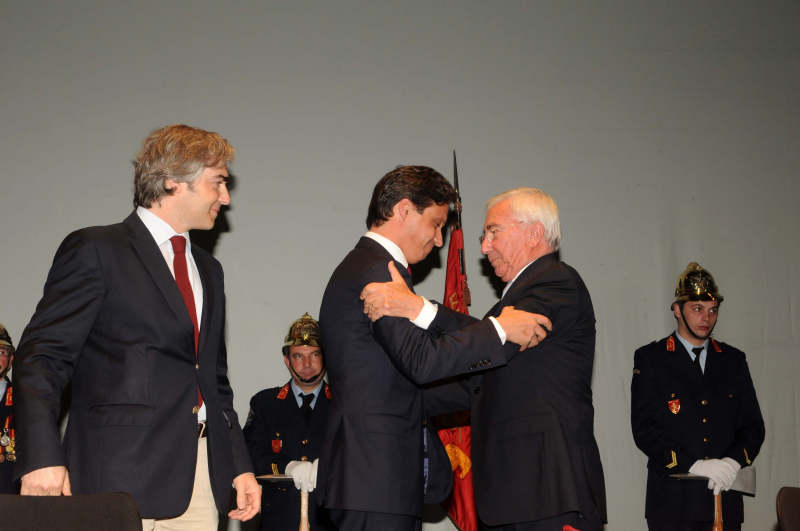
[244,313,335,531]
[631,263,765,531]
[0,323,19,493]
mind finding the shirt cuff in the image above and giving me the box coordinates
[488,316,507,344]
[411,297,437,329]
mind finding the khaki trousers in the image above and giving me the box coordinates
[142,438,219,531]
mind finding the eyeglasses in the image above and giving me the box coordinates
[479,221,528,244]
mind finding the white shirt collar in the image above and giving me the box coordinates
[136,206,190,247]
[674,329,708,355]
[365,231,408,268]
[291,379,323,398]
[502,258,537,299]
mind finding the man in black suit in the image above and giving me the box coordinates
[631,263,765,531]
[317,167,551,531]
[13,125,260,529]
[0,323,18,493]
[244,312,335,531]
[364,187,607,530]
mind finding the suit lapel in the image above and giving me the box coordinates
[193,248,215,358]
[356,237,415,293]
[484,253,559,318]
[123,212,195,347]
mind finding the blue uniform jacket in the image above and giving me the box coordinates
[244,380,335,531]
[631,334,765,523]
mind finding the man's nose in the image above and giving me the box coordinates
[481,237,491,255]
[219,184,231,205]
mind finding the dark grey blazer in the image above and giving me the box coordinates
[316,237,507,518]
[13,211,252,519]
[426,253,607,527]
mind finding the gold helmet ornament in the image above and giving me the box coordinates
[671,262,724,311]
[283,312,321,356]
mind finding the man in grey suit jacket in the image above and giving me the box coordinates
[364,187,607,531]
[316,167,551,531]
[13,125,260,530]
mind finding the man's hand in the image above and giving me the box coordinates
[21,466,71,496]
[228,473,261,521]
[496,306,552,351]
[689,459,738,495]
[285,459,318,493]
[361,262,423,322]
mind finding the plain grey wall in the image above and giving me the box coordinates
[1,2,798,530]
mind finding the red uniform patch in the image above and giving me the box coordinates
[668,399,680,414]
[4,386,11,406]
[666,336,675,352]
[272,439,282,453]
[325,383,332,400]
[712,339,722,352]
[277,384,289,400]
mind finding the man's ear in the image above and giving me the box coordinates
[283,355,292,372]
[673,303,682,320]
[164,178,183,195]
[396,198,414,221]
[527,222,545,247]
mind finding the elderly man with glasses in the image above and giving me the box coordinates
[363,187,607,531]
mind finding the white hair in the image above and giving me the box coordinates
[486,187,561,251]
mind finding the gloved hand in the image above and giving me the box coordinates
[285,461,314,492]
[720,457,742,491]
[689,459,738,495]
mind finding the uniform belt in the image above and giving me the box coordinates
[198,421,208,439]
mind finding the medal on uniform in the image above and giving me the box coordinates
[0,423,9,447]
[668,399,680,414]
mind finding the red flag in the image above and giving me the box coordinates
[437,225,479,531]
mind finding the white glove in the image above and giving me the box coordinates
[690,459,737,495]
[720,457,741,491]
[310,458,319,488]
[285,461,315,492]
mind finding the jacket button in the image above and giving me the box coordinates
[729,394,733,398]
[705,456,709,460]
[701,400,708,405]
[671,393,676,398]
[192,406,200,414]
[276,433,280,437]
[474,386,481,395]
[302,439,308,445]
[301,456,307,461]
[196,364,200,370]
[702,419,708,423]
[703,438,709,443]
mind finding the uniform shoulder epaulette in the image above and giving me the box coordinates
[324,383,332,399]
[711,338,722,352]
[666,336,675,352]
[4,385,10,406]
[277,384,290,400]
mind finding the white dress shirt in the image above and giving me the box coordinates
[137,207,207,421]
[365,232,505,343]
[290,380,323,409]
[675,330,708,373]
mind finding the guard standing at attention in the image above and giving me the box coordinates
[631,262,765,531]
[244,313,335,531]
[0,323,19,493]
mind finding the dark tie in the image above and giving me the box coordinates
[300,393,315,424]
[692,346,704,377]
[170,236,202,408]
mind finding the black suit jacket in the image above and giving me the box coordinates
[13,211,252,518]
[426,253,607,526]
[0,376,18,494]
[316,237,507,518]
[631,333,765,523]
[244,380,335,531]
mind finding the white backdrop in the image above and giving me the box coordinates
[1,2,798,530]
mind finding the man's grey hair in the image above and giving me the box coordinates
[486,187,561,251]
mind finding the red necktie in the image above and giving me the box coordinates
[170,236,203,408]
